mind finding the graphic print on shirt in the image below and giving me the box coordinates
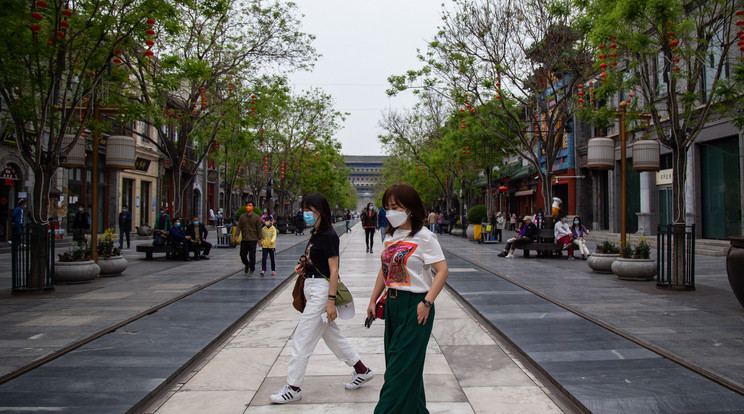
[381,241,417,287]
[305,242,315,269]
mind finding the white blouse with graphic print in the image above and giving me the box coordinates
[381,227,445,294]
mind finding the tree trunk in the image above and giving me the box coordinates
[28,167,54,289]
[671,145,688,286]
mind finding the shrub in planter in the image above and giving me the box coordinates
[612,236,656,281]
[56,244,99,283]
[97,228,122,259]
[588,240,620,274]
[97,228,127,277]
[234,206,264,222]
[597,240,621,254]
[467,205,487,224]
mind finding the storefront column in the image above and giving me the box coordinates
[636,171,653,236]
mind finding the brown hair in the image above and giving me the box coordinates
[382,183,425,236]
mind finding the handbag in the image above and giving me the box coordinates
[375,291,386,320]
[314,266,353,306]
[292,275,306,312]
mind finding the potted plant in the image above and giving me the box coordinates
[466,205,487,240]
[97,228,127,277]
[726,235,744,308]
[611,236,656,281]
[587,240,620,273]
[55,244,99,283]
[451,220,465,237]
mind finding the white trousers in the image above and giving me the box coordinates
[287,278,360,387]
[573,238,590,256]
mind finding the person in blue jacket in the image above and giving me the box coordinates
[11,199,26,244]
[168,218,191,261]
[377,207,388,244]
[118,205,132,249]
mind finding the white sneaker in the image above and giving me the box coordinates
[505,254,514,259]
[269,384,302,404]
[345,369,374,390]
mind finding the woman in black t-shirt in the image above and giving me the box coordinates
[269,193,374,404]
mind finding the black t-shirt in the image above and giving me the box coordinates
[305,228,339,277]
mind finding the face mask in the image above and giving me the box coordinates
[574,221,579,225]
[193,221,198,226]
[78,208,83,212]
[123,209,127,212]
[160,210,164,214]
[246,206,253,213]
[264,221,271,226]
[563,218,568,223]
[176,222,181,227]
[369,206,373,211]
[303,211,317,226]
[386,209,409,227]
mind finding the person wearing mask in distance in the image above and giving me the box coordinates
[362,202,377,254]
[270,192,373,404]
[554,214,574,259]
[168,218,191,261]
[237,201,262,276]
[367,183,449,413]
[260,217,277,276]
[571,216,591,260]
[118,204,132,249]
[186,216,211,260]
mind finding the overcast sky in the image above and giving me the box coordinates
[287,0,446,156]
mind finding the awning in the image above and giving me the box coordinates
[510,165,536,181]
[514,189,535,197]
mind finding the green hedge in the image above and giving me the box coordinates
[234,206,263,221]
[467,205,487,223]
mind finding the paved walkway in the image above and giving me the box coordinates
[144,224,565,413]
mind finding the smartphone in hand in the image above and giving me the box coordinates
[321,312,328,324]
[364,314,375,329]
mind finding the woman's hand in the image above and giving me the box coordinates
[294,263,304,274]
[326,301,338,322]
[417,302,431,325]
[367,302,376,319]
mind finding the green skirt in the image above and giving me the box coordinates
[374,289,434,414]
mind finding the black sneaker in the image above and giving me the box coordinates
[497,251,507,257]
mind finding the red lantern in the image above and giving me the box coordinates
[578,91,584,96]
[599,62,607,69]
[113,57,122,64]
[60,20,69,29]
[147,18,156,26]
[600,72,607,79]
[144,50,154,57]
[29,24,41,32]
[37,0,47,8]
[610,43,617,49]
[738,10,744,16]
[146,29,155,36]
[62,9,72,17]
[669,39,679,47]
[32,12,43,21]
[738,20,744,27]
[499,186,508,192]
[146,39,154,46]
[115,49,122,55]
[56,30,65,39]
[577,84,583,89]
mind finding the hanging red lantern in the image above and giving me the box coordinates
[600,72,607,79]
[599,53,606,59]
[669,39,679,47]
[599,62,607,69]
[738,10,744,16]
[59,20,69,29]
[673,66,680,72]
[738,20,744,27]
[146,39,154,47]
[36,0,47,8]
[32,12,43,21]
[146,29,155,36]
[147,18,156,26]
[610,43,617,49]
[62,9,72,17]
[29,23,41,32]
[578,98,583,103]
[56,30,65,39]
[144,49,153,57]
[577,84,583,89]
[628,93,634,98]
[113,57,122,64]
[499,186,508,192]
[578,91,584,96]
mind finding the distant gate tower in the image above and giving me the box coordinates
[344,155,386,212]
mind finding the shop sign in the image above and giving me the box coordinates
[134,157,151,172]
[656,168,673,186]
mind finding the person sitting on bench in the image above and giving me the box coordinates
[498,215,537,258]
[554,214,574,260]
[168,218,191,261]
[186,216,211,260]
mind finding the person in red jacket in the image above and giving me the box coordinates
[361,202,378,254]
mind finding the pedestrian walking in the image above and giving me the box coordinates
[344,210,351,233]
[237,202,262,276]
[186,216,212,260]
[260,217,277,276]
[11,199,26,245]
[295,209,305,235]
[436,211,444,234]
[367,183,449,413]
[427,210,437,233]
[377,206,388,243]
[118,205,132,249]
[208,208,216,226]
[72,205,90,246]
[362,202,377,253]
[270,192,374,404]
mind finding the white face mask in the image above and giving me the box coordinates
[386,209,409,227]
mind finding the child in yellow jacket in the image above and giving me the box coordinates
[260,218,277,276]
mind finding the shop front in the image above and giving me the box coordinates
[121,154,159,230]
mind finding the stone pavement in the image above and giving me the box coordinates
[144,223,566,414]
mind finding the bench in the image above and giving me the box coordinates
[136,243,206,260]
[515,228,567,257]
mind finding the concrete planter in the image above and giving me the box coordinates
[54,260,99,283]
[726,236,744,308]
[98,255,128,277]
[466,224,476,240]
[587,253,619,273]
[612,257,657,281]
[451,228,465,237]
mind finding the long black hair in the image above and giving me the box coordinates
[382,184,425,236]
[572,216,583,232]
[301,192,332,233]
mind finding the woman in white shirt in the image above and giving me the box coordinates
[553,214,575,260]
[367,183,450,413]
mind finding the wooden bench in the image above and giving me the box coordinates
[136,243,205,260]
[515,228,566,257]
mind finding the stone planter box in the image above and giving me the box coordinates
[587,253,618,273]
[98,255,128,277]
[612,258,657,281]
[54,260,99,284]
[726,236,744,308]
[450,228,465,237]
[466,224,476,240]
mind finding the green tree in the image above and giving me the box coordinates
[583,0,744,283]
[388,0,593,215]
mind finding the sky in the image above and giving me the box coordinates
[287,0,446,156]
